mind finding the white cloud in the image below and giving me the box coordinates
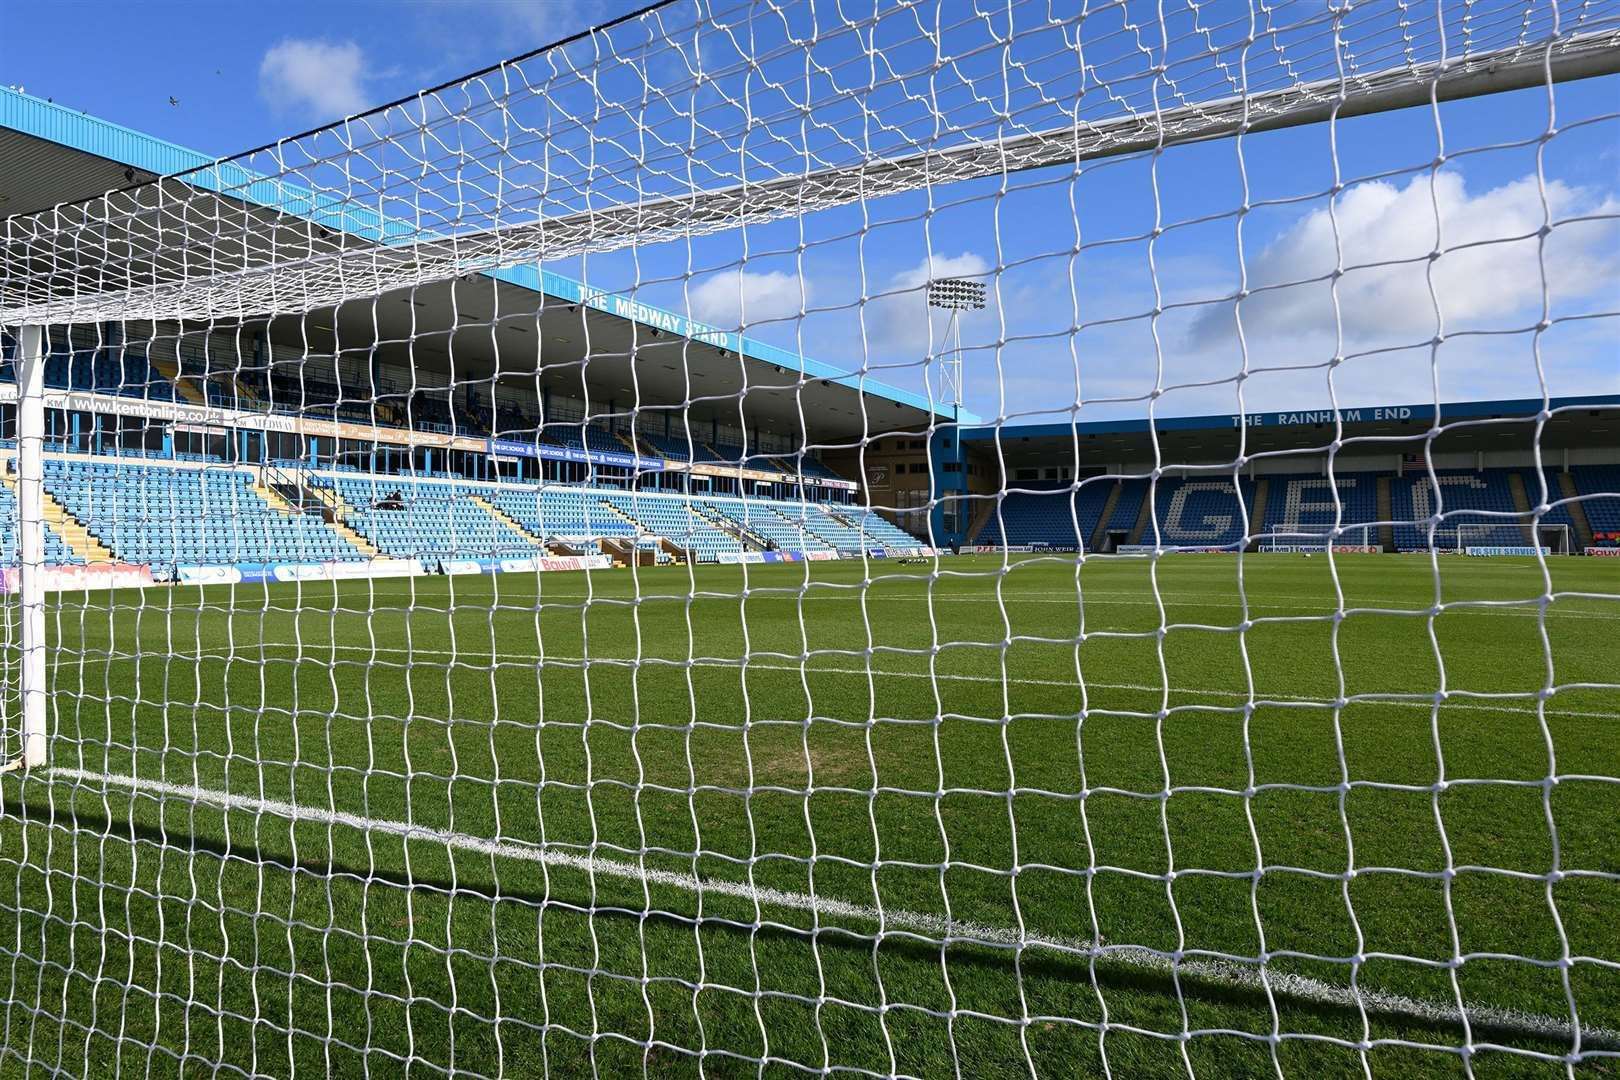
[490,0,592,41]
[689,269,808,329]
[259,39,370,120]
[1192,171,1620,350]
[1159,170,1620,416]
[868,252,994,356]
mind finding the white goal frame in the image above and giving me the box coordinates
[1257,523,1380,553]
[1454,521,1570,553]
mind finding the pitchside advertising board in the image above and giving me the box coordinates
[1115,545,1237,554]
[434,555,613,575]
[0,563,155,594]
[176,559,429,585]
[715,551,805,565]
[174,555,614,586]
[1465,546,1552,557]
[1258,544,1382,554]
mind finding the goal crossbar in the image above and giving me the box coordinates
[4,27,1618,329]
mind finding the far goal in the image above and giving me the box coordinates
[1455,522,1572,554]
[1257,524,1380,553]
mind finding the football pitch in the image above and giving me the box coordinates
[1,552,1615,1077]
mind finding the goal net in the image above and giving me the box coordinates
[1,1,1618,1076]
[1258,524,1380,553]
[1456,522,1571,553]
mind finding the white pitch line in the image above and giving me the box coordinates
[47,766,1619,1052]
[56,643,1620,722]
[218,585,1620,621]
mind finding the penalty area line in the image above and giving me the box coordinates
[47,766,1618,1052]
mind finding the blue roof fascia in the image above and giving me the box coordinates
[488,265,970,421]
[0,88,388,238]
[3,88,964,422]
[957,394,1620,443]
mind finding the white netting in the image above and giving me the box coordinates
[1,0,1618,1075]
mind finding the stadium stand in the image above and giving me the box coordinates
[320,476,535,561]
[1103,479,1147,544]
[1144,476,1256,549]
[1259,473,1381,545]
[763,502,866,551]
[847,507,926,551]
[0,335,177,401]
[637,432,695,461]
[543,425,634,455]
[26,445,1611,571]
[780,456,846,481]
[44,459,359,567]
[486,487,640,542]
[0,444,904,570]
[1390,469,1526,550]
[598,491,744,560]
[973,482,1116,548]
[1519,467,1582,534]
[0,477,80,566]
[1573,465,1620,543]
[702,498,836,554]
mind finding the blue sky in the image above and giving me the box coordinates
[2,0,1615,424]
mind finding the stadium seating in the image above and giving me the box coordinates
[49,348,177,400]
[21,446,1619,572]
[487,488,639,542]
[702,499,835,553]
[1101,479,1148,544]
[598,491,743,560]
[851,509,925,550]
[1571,465,1620,542]
[1259,472,1381,546]
[44,460,359,567]
[775,505,928,552]
[1518,468,1582,538]
[1141,476,1256,549]
[323,476,535,561]
[5,449,919,571]
[973,482,1116,548]
[540,425,634,455]
[0,480,81,566]
[1390,469,1525,550]
[637,432,695,461]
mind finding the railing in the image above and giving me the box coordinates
[261,464,329,514]
[694,502,768,550]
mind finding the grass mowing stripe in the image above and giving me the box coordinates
[50,643,1617,722]
[172,585,1620,620]
[48,766,1619,1053]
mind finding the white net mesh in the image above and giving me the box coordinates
[1,0,1618,1075]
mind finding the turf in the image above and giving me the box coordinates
[0,552,1616,1078]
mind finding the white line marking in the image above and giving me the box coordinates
[218,585,1620,620]
[55,644,1618,721]
[48,767,1618,1051]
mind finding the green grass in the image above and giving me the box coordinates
[0,552,1616,1078]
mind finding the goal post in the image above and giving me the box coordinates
[1,323,45,774]
[1257,523,1379,552]
[1454,522,1570,554]
[1537,522,1574,554]
[0,1,1617,1076]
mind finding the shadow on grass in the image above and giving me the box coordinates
[2,790,1603,1058]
